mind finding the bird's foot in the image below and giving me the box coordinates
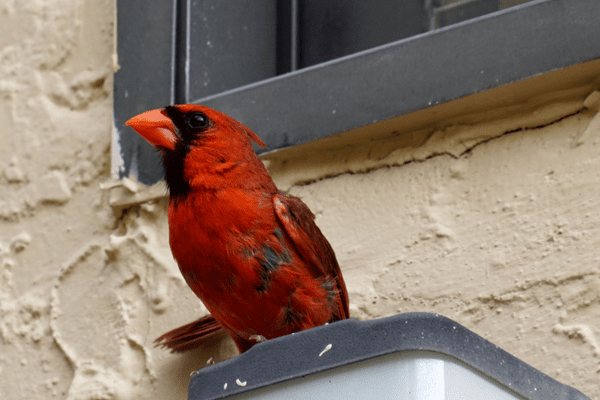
[249,334,267,343]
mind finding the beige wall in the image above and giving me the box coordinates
[1,1,598,399]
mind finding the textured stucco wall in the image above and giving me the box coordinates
[1,1,599,399]
[281,92,600,399]
[1,0,115,398]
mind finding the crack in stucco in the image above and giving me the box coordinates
[459,108,586,157]
[291,107,587,188]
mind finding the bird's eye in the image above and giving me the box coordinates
[186,112,209,129]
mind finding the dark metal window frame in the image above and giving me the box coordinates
[114,0,600,185]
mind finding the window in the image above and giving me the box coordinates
[114,0,598,185]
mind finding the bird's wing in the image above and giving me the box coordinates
[273,193,350,319]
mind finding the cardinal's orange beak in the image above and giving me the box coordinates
[126,108,177,151]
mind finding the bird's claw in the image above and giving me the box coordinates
[249,334,267,343]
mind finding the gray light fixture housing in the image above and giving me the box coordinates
[189,313,591,400]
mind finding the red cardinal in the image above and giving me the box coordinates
[126,104,349,353]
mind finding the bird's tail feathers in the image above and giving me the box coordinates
[155,314,226,352]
